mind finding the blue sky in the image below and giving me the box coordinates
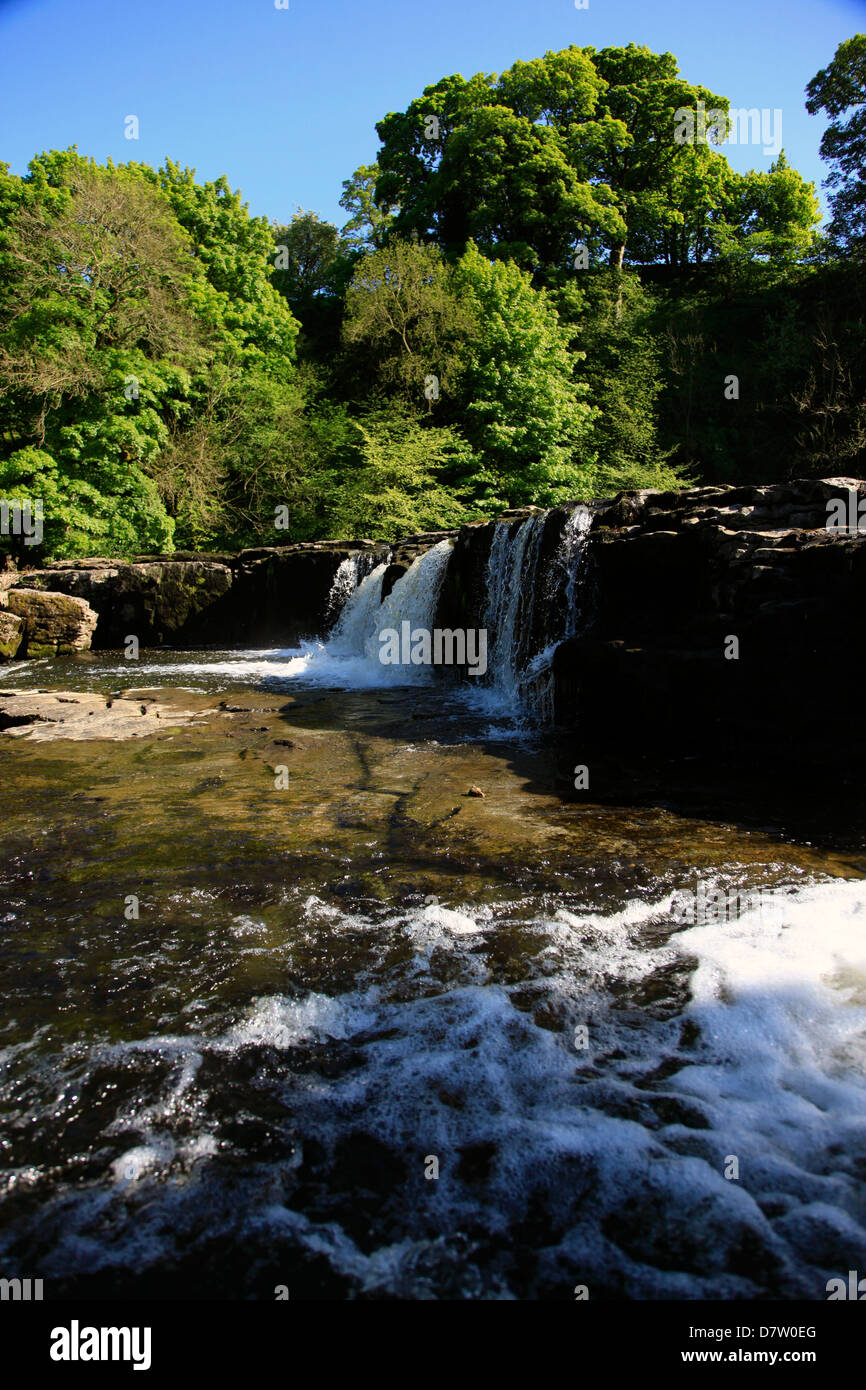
[0,0,863,229]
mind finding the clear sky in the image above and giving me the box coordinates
[0,0,863,229]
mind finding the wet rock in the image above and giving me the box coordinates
[0,689,208,740]
[549,476,866,770]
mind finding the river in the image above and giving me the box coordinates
[1,529,865,1300]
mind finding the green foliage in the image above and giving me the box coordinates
[1,39,864,561]
[806,35,866,255]
[339,164,397,253]
[0,150,301,558]
[713,155,821,265]
[319,406,481,540]
[372,44,817,274]
[271,211,343,314]
[342,238,473,404]
[0,444,173,557]
[556,271,689,494]
[452,243,597,506]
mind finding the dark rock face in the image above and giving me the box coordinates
[435,520,496,634]
[13,559,233,648]
[12,542,390,649]
[551,477,866,764]
[229,542,389,643]
[6,589,98,657]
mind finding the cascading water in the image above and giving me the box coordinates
[328,563,387,653]
[480,504,593,723]
[483,514,546,712]
[324,552,380,628]
[4,507,865,1304]
[555,504,593,641]
[324,539,454,682]
[361,539,453,670]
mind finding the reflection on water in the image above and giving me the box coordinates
[1,650,865,1299]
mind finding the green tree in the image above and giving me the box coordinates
[271,210,342,313]
[713,155,821,265]
[342,237,473,405]
[374,56,616,272]
[452,242,597,506]
[339,164,397,253]
[555,272,687,492]
[373,44,817,275]
[0,150,304,557]
[806,35,866,255]
[0,155,198,555]
[321,406,479,540]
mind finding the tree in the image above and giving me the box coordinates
[713,154,821,265]
[342,237,473,404]
[372,44,818,276]
[320,406,479,540]
[0,155,199,556]
[271,210,342,315]
[152,159,300,366]
[806,35,866,255]
[374,56,617,273]
[452,243,597,506]
[0,149,304,558]
[554,273,687,493]
[339,164,396,253]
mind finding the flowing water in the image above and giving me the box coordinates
[1,528,865,1300]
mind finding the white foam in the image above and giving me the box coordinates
[11,875,866,1296]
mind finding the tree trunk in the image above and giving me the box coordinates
[609,242,626,321]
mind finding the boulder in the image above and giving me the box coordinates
[6,589,98,657]
[0,609,24,661]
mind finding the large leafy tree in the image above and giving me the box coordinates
[554,272,686,493]
[373,44,818,275]
[0,154,200,554]
[806,35,866,255]
[0,149,302,557]
[342,237,473,404]
[375,55,617,273]
[713,154,821,265]
[271,210,342,316]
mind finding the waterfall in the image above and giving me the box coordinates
[481,505,593,721]
[325,540,454,681]
[483,514,547,712]
[328,563,387,653]
[324,551,382,629]
[555,505,593,641]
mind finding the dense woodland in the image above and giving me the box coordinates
[0,38,864,558]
